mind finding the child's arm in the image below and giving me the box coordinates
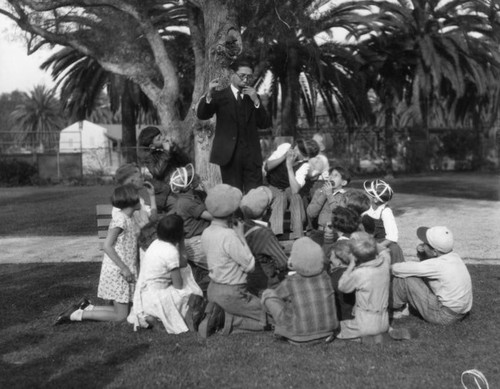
[228,221,255,273]
[337,255,357,293]
[380,207,398,244]
[306,189,326,219]
[170,268,183,289]
[143,182,158,221]
[103,227,135,283]
[177,239,188,268]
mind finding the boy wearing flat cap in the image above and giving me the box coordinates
[261,237,338,344]
[391,226,472,325]
[239,186,288,296]
[199,184,270,338]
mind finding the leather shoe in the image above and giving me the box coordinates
[54,297,90,326]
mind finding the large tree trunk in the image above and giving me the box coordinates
[188,0,242,189]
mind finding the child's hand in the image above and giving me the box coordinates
[121,268,135,283]
[323,181,333,196]
[232,218,245,239]
[143,181,155,196]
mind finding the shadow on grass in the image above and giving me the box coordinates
[0,263,101,331]
[0,335,149,388]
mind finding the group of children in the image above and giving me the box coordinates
[54,132,473,345]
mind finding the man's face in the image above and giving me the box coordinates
[230,66,253,89]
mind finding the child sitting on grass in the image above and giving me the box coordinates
[362,179,404,263]
[261,237,338,345]
[127,214,205,333]
[199,184,269,338]
[306,166,350,245]
[337,232,391,340]
[55,184,142,325]
[391,226,472,325]
[168,164,212,292]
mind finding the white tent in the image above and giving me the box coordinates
[59,120,120,174]
[59,120,110,152]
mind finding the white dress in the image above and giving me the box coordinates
[128,239,203,333]
[97,211,139,304]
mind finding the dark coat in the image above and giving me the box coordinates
[196,87,271,167]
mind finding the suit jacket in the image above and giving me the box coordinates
[196,87,271,167]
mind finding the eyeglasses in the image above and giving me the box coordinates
[236,73,253,81]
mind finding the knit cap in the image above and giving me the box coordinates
[288,237,325,277]
[240,186,273,219]
[205,184,242,218]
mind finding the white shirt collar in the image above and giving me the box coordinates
[230,84,240,100]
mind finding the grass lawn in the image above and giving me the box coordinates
[0,172,499,388]
[0,185,113,236]
[0,263,499,388]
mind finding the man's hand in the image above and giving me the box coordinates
[242,86,259,105]
[207,78,220,100]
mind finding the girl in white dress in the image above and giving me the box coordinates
[55,184,141,324]
[128,214,203,333]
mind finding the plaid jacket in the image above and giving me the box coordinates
[275,271,338,338]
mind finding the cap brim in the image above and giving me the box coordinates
[416,227,430,245]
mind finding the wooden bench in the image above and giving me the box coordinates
[96,203,295,254]
[96,204,113,249]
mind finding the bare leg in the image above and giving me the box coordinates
[82,301,129,322]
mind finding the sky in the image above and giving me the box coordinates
[0,22,56,95]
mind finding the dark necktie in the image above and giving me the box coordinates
[237,91,243,105]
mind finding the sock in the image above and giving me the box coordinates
[84,304,95,311]
[70,308,84,321]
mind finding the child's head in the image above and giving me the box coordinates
[115,163,144,188]
[329,166,351,189]
[138,126,162,148]
[240,186,273,220]
[363,179,393,205]
[170,163,195,193]
[332,239,353,266]
[205,184,243,219]
[344,189,371,216]
[295,138,320,160]
[349,232,377,265]
[111,184,140,210]
[416,226,454,257]
[331,206,360,236]
[288,237,325,276]
[157,214,184,244]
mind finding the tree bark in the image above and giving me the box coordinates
[190,0,242,189]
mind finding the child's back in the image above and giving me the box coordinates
[262,237,338,344]
[337,232,391,339]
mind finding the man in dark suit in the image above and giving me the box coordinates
[197,59,271,192]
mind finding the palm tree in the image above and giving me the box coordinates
[359,0,500,171]
[10,85,66,151]
[241,0,380,137]
[41,48,159,163]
